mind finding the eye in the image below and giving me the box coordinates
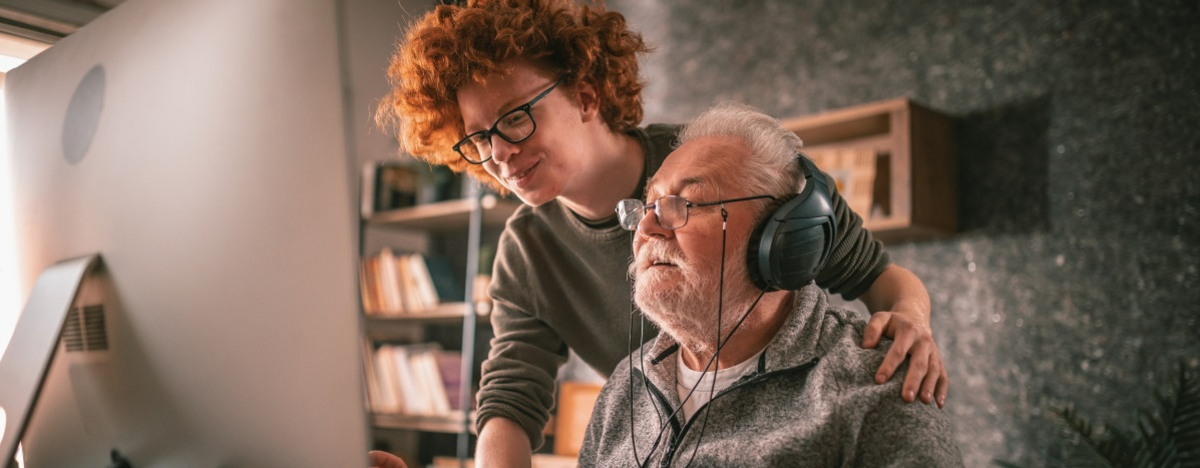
[467,133,490,145]
[500,111,529,128]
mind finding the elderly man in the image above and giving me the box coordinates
[578,102,963,467]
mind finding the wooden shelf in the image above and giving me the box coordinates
[364,303,491,340]
[369,412,477,434]
[372,411,477,434]
[366,302,490,323]
[780,98,956,243]
[366,194,519,231]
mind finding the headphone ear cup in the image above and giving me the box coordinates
[746,190,836,292]
[747,194,799,292]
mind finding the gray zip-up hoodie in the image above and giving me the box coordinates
[579,285,963,467]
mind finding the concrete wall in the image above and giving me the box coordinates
[608,0,1200,465]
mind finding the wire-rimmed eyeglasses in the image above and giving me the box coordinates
[615,194,776,231]
[452,78,563,165]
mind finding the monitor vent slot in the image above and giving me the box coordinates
[63,304,108,352]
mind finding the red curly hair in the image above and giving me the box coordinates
[375,0,650,191]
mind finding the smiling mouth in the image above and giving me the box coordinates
[506,161,540,188]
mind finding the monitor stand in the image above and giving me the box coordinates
[0,254,100,467]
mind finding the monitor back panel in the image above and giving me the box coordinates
[6,0,367,465]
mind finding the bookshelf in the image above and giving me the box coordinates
[373,411,481,434]
[780,98,957,243]
[359,163,520,464]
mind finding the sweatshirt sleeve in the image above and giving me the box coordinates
[474,225,569,450]
[850,394,965,467]
[812,170,890,301]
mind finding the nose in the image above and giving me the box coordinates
[636,208,673,241]
[489,135,520,164]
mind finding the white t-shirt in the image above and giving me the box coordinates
[675,349,764,422]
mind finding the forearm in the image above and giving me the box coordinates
[812,172,890,299]
[859,264,931,326]
[475,417,532,468]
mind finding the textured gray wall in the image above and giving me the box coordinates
[608,0,1200,465]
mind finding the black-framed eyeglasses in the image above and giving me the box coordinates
[452,78,563,164]
[615,194,776,231]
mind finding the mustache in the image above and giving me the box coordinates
[629,240,687,278]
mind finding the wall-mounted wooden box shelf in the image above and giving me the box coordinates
[781,98,956,243]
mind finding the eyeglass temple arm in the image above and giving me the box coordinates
[693,194,776,208]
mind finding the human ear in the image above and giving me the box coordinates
[572,80,601,123]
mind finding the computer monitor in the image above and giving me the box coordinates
[0,0,369,465]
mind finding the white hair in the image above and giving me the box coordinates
[676,102,803,198]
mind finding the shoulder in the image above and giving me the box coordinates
[809,310,963,465]
[495,201,569,251]
[643,122,681,141]
[851,382,963,466]
[638,123,681,160]
[808,306,894,395]
[492,202,563,291]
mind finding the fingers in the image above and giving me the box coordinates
[935,362,950,408]
[861,312,891,349]
[868,314,952,408]
[900,341,930,403]
[369,451,409,468]
[917,347,940,405]
[874,320,916,386]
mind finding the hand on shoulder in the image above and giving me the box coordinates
[369,450,408,468]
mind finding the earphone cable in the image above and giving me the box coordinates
[637,285,768,467]
[631,204,769,466]
[627,233,649,467]
[680,206,728,468]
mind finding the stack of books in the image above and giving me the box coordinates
[360,248,464,315]
[365,344,465,415]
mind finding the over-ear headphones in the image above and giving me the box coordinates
[746,153,837,292]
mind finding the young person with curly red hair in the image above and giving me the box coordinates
[372,1,949,466]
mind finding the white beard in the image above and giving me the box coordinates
[630,237,764,356]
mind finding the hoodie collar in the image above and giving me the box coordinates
[631,284,831,406]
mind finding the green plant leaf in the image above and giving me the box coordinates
[1170,363,1200,467]
[1031,361,1200,468]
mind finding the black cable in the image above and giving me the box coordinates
[627,232,648,466]
[680,206,728,468]
[630,203,771,467]
[627,271,642,465]
[637,288,769,468]
[641,307,664,427]
[628,232,667,468]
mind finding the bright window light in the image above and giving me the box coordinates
[1,39,49,361]
[0,55,21,73]
[0,74,17,359]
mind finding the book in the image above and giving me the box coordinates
[422,255,464,302]
[359,256,381,315]
[371,345,404,413]
[377,248,405,314]
[362,161,467,218]
[374,164,419,212]
[364,344,467,416]
[397,254,425,313]
[406,253,439,311]
[360,339,384,412]
[410,350,450,414]
[387,345,424,414]
[435,351,464,410]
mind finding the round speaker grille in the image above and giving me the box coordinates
[62,65,106,165]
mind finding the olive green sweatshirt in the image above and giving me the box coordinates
[477,124,889,448]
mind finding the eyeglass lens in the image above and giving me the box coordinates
[616,196,691,231]
[460,109,535,163]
